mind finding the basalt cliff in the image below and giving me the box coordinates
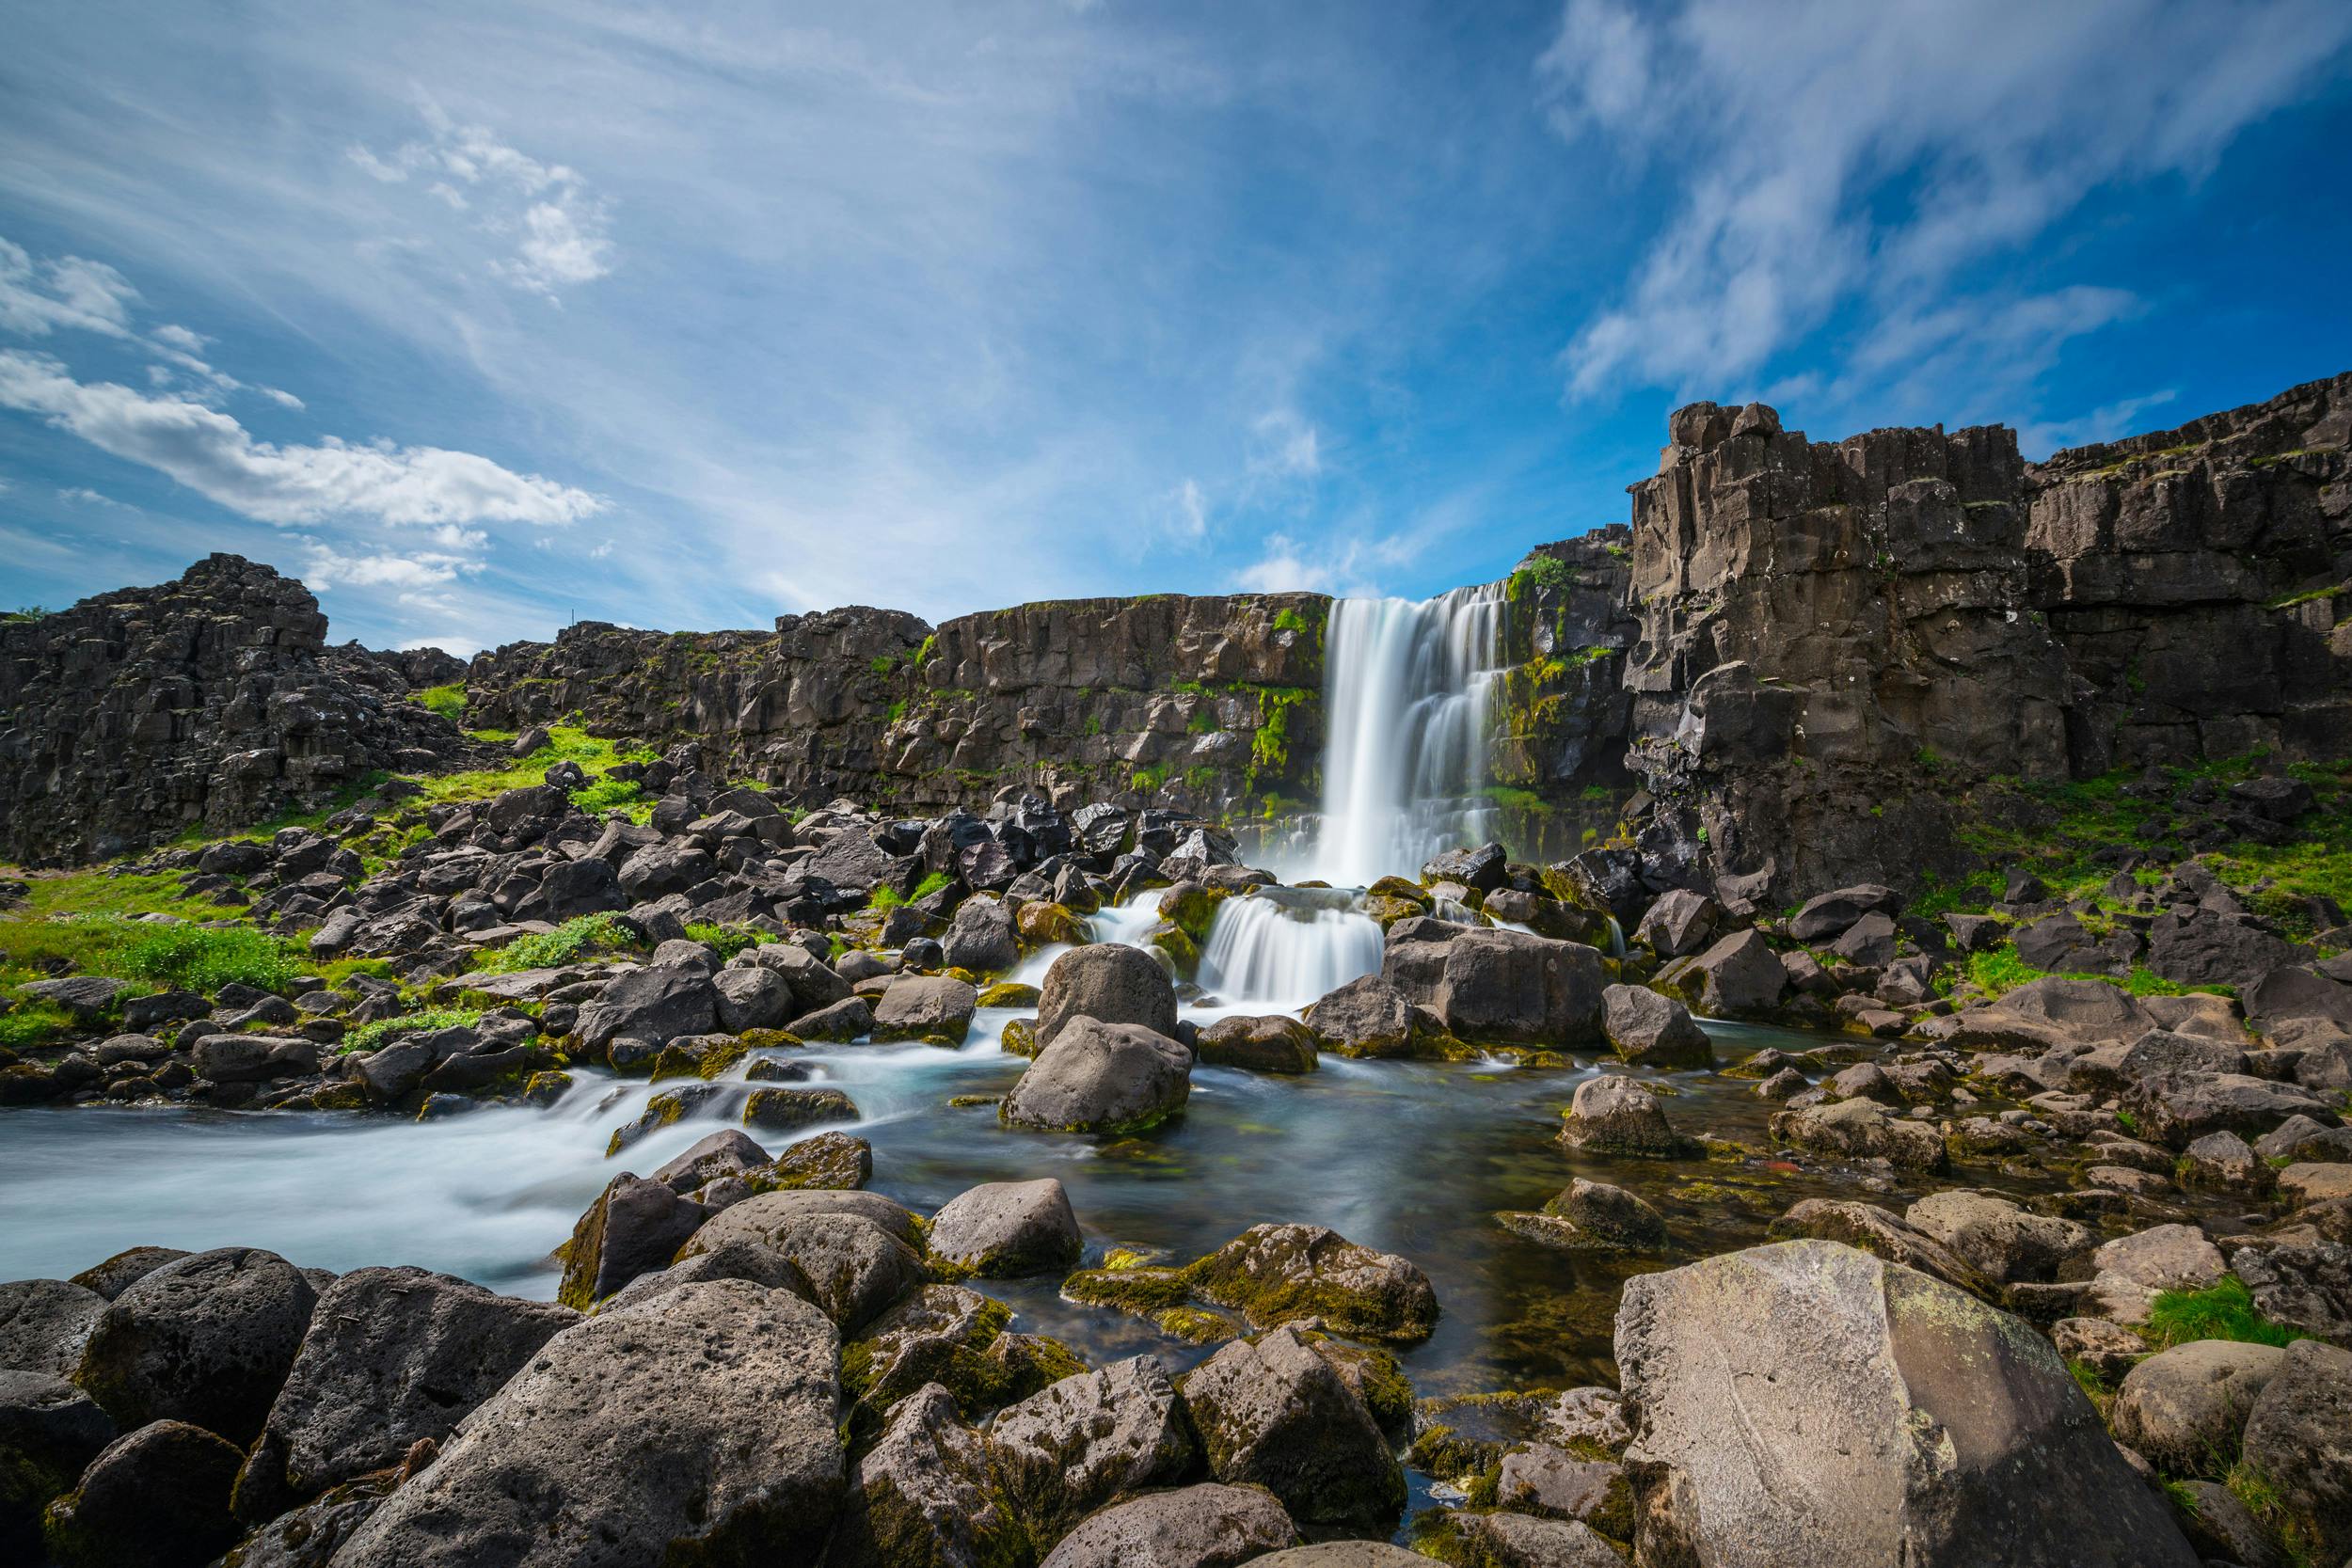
[4,372,2344,901]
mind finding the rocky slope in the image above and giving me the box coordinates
[0,556,474,867]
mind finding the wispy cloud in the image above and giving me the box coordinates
[1538,0,2352,402]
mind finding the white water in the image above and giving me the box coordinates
[1305,584,1505,886]
[1196,888,1382,1008]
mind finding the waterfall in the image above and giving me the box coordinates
[1197,887,1383,1007]
[1308,583,1505,886]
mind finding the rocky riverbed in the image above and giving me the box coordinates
[3,747,2350,1567]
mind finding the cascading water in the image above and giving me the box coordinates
[1307,583,1505,887]
[1196,887,1383,1007]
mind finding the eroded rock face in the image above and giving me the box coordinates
[1178,1327,1405,1532]
[0,555,471,865]
[1615,1240,2197,1568]
[331,1279,845,1568]
[988,1355,1197,1547]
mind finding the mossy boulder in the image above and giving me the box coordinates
[841,1285,1079,1439]
[742,1085,859,1132]
[1185,1224,1438,1342]
[1015,901,1085,948]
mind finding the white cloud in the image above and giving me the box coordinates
[1538,0,2352,400]
[2018,388,2182,459]
[1166,477,1208,541]
[351,103,613,297]
[1248,408,1323,480]
[300,541,481,592]
[56,485,134,509]
[0,349,602,530]
[0,237,140,340]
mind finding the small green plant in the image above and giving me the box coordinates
[474,913,643,974]
[1964,946,2045,996]
[570,777,644,814]
[1509,556,1577,596]
[2141,1275,2307,1350]
[0,1004,76,1049]
[342,1006,482,1054]
[1271,607,1312,635]
[4,605,52,623]
[684,923,759,959]
[114,926,301,993]
[416,683,467,721]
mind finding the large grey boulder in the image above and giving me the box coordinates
[989,1355,1196,1546]
[596,1242,816,1317]
[1301,974,1418,1058]
[190,1034,320,1083]
[68,1246,189,1302]
[942,895,1020,974]
[1765,1201,1991,1298]
[927,1179,1083,1278]
[2122,1070,2335,1148]
[1788,884,1901,942]
[234,1267,579,1517]
[556,1171,709,1310]
[1000,1017,1191,1133]
[1771,1096,1947,1172]
[1038,943,1179,1049]
[0,1279,107,1377]
[740,942,855,1013]
[40,1418,242,1568]
[712,964,795,1033]
[331,1280,845,1567]
[574,964,720,1057]
[1902,1190,2092,1285]
[1037,1481,1295,1568]
[1680,927,1787,1017]
[1559,1074,1686,1156]
[870,975,979,1043]
[682,1192,925,1332]
[1383,922,1604,1045]
[1601,984,1711,1069]
[1177,1326,1404,1531]
[75,1248,317,1446]
[1194,1014,1319,1073]
[822,1383,1022,1568]
[2109,1338,2284,1477]
[1633,888,1719,958]
[1614,1240,2197,1568]
[2240,1338,2352,1565]
[1186,1223,1438,1341]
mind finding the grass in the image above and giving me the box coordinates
[342,1006,482,1054]
[473,912,644,974]
[2141,1275,2308,1351]
[867,870,951,914]
[1506,555,1578,597]
[1965,943,2234,1002]
[1,917,302,995]
[414,724,659,808]
[21,869,247,924]
[0,1004,76,1049]
[1271,607,1313,636]
[571,777,644,814]
[416,683,467,721]
[683,922,760,959]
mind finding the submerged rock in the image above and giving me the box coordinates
[1559,1074,1687,1157]
[1614,1239,2197,1567]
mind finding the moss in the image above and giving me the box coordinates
[1145,922,1199,980]
[415,682,467,721]
[342,1006,482,1054]
[977,981,1040,1008]
[474,913,644,974]
[1272,607,1312,635]
[1061,1265,1193,1315]
[1152,1307,1235,1343]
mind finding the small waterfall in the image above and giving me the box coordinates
[1309,584,1505,886]
[1197,887,1382,1007]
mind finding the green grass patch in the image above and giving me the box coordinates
[21,869,246,924]
[414,724,658,808]
[1271,607,1312,635]
[2141,1275,2308,1351]
[684,923,760,959]
[1,917,301,996]
[570,777,644,814]
[416,683,467,721]
[0,1004,77,1050]
[1963,946,2044,996]
[342,1006,482,1054]
[473,913,644,974]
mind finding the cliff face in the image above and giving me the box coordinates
[0,555,470,865]
[467,593,1328,822]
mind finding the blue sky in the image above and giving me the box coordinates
[2,0,2349,656]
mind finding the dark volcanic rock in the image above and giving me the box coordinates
[75,1247,318,1446]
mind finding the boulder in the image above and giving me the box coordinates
[761,1130,875,1192]
[330,1280,846,1568]
[1383,923,1605,1045]
[67,1246,189,1302]
[787,995,873,1041]
[2109,1338,2284,1476]
[556,1172,709,1309]
[1766,1200,1990,1297]
[1038,944,1179,1050]
[1301,974,1418,1058]
[1771,1097,1947,1172]
[1178,1327,1404,1531]
[2147,909,2307,988]
[1788,885,1901,942]
[942,896,1020,974]
[2087,1225,2228,1323]
[1903,1190,2092,1284]
[1600,984,1710,1069]
[2239,1338,2352,1564]
[822,1383,1022,1568]
[596,1242,815,1317]
[1633,888,1719,958]
[2122,1070,2335,1148]
[870,975,978,1044]
[190,1034,320,1083]
[235,1267,579,1515]
[1446,1513,1628,1566]
[683,1193,925,1332]
[1000,1017,1191,1134]
[1496,1443,1630,1526]
[575,964,720,1057]
[1615,1240,2197,1567]
[1682,927,1787,1017]
[650,1128,771,1193]
[40,1418,242,1568]
[989,1355,1196,1546]
[75,1247,317,1446]
[1186,1224,1438,1341]
[0,1279,106,1377]
[928,1179,1084,1278]
[838,1283,1076,1431]
[743,943,856,1013]
[1559,1074,1686,1156]
[1247,1547,1423,1568]
[0,1371,114,1560]
[1036,1482,1295,1568]
[1531,1178,1668,1251]
[1194,1014,1318,1073]
[713,964,796,1033]
[743,1085,860,1132]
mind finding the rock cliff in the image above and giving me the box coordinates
[0,555,471,865]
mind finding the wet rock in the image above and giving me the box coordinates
[236,1266,578,1516]
[989,1355,1197,1546]
[1559,1075,1686,1157]
[1195,1014,1318,1073]
[1679,927,1787,1017]
[2109,1338,2284,1476]
[1036,1481,1295,1568]
[651,1128,771,1192]
[759,1129,874,1191]
[331,1279,846,1568]
[871,975,979,1044]
[2239,1338,2352,1564]
[1526,1179,1668,1251]
[596,1241,816,1316]
[841,1284,1074,1429]
[1384,922,1605,1045]
[40,1418,242,1568]
[1179,1326,1404,1531]
[1186,1223,1438,1341]
[683,1192,925,1332]
[745,1085,861,1132]
[1600,984,1710,1069]
[0,1371,114,1559]
[75,1247,317,1446]
[1446,1511,1628,1566]
[942,895,1020,974]
[1615,1240,2197,1568]
[1770,1097,1947,1172]
[822,1382,1024,1568]
[1038,943,1179,1049]
[0,1278,107,1377]
[575,963,720,1058]
[1902,1190,2092,1285]
[1000,1017,1191,1134]
[788,994,874,1040]
[1766,1200,1991,1297]
[928,1178,1083,1278]
[1302,974,1419,1058]
[556,1171,709,1309]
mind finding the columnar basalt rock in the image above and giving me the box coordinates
[0,555,471,864]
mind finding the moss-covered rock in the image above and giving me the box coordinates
[1185,1223,1438,1342]
[976,982,1040,1009]
[1015,902,1085,948]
